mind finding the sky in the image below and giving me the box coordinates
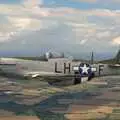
[0,0,120,59]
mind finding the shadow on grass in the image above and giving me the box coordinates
[0,85,117,120]
[0,89,101,120]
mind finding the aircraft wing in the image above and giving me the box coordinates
[23,71,73,78]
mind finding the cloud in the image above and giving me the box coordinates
[7,16,42,31]
[70,0,120,4]
[0,0,120,56]
[0,15,42,42]
[23,0,43,8]
[112,37,120,45]
[110,0,120,3]
[72,0,97,3]
[0,0,50,42]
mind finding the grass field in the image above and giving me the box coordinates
[0,76,119,120]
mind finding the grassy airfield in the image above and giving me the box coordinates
[0,76,119,120]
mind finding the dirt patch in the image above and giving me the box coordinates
[0,116,39,120]
[65,105,113,120]
[68,105,97,112]
[88,81,108,85]
[21,89,41,96]
[0,110,14,116]
[96,90,120,100]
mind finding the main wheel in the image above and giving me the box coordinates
[88,72,95,81]
[74,72,81,85]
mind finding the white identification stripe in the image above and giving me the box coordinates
[32,74,40,78]
[73,66,79,71]
[91,67,97,72]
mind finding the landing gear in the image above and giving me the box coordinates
[88,73,95,81]
[74,72,81,85]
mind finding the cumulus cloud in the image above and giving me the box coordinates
[7,16,42,31]
[110,0,120,3]
[71,0,120,4]
[112,37,120,45]
[72,0,97,3]
[0,0,120,56]
[0,0,50,42]
[23,0,43,7]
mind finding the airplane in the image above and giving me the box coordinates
[0,48,119,86]
[0,57,97,85]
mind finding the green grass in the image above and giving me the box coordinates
[16,109,36,116]
[34,110,67,120]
